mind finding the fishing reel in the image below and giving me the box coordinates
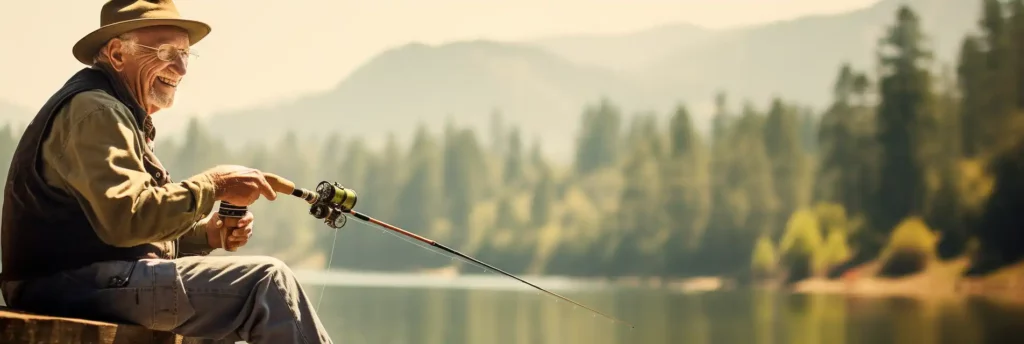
[308,181,358,229]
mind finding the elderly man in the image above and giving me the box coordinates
[0,1,334,343]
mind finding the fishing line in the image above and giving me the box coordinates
[315,226,339,312]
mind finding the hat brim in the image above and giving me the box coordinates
[72,18,211,65]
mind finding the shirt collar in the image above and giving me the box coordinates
[90,64,157,147]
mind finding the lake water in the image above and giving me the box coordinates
[295,270,1024,344]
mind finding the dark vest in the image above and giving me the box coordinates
[0,66,176,283]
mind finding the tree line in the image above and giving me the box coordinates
[1,1,1023,283]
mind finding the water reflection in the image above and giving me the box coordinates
[304,281,1024,344]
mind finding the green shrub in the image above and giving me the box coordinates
[779,209,826,281]
[751,234,779,278]
[877,217,940,277]
[821,230,852,268]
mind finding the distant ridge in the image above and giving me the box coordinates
[0,0,979,162]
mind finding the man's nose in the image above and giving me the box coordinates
[170,54,188,76]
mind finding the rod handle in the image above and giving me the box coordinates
[263,172,296,194]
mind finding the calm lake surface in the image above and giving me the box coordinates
[295,270,1024,344]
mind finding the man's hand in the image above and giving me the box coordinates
[203,211,254,250]
[202,165,277,206]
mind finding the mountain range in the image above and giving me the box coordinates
[204,0,979,160]
[0,0,982,161]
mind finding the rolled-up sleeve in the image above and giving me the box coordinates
[43,93,218,248]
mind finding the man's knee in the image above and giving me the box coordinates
[237,256,300,286]
[240,256,290,274]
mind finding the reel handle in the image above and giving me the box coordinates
[217,201,247,252]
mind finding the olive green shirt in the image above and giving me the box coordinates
[40,89,218,256]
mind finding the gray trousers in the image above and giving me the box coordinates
[1,255,333,344]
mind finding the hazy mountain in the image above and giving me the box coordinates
[204,0,980,161]
[206,41,640,159]
[525,22,715,73]
[636,0,979,112]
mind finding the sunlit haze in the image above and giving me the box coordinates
[1,0,879,133]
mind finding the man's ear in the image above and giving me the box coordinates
[105,39,127,72]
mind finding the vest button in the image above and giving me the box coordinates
[155,172,162,179]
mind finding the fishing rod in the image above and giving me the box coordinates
[215,172,634,329]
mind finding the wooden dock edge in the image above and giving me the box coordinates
[0,306,233,344]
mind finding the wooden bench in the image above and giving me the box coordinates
[0,306,234,344]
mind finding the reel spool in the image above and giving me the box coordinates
[309,181,358,229]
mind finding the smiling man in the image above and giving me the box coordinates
[0,1,333,343]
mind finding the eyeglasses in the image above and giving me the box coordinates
[134,43,198,62]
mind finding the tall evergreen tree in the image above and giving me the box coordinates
[981,0,1017,122]
[615,130,669,275]
[1012,0,1024,109]
[662,104,711,272]
[871,5,936,247]
[764,97,808,230]
[394,125,445,240]
[443,128,488,246]
[503,126,525,186]
[816,63,878,220]
[530,164,555,227]
[959,35,987,157]
[364,134,403,220]
[573,97,622,176]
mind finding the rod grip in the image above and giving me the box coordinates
[217,201,248,252]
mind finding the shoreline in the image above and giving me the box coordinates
[292,256,1024,306]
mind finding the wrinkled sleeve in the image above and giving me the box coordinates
[178,218,214,256]
[47,102,218,248]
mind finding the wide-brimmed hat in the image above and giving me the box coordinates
[72,0,211,65]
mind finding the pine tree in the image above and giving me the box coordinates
[573,97,622,176]
[816,64,879,219]
[503,126,525,186]
[981,0,1017,119]
[959,35,987,157]
[701,103,778,274]
[615,132,669,275]
[530,164,554,227]
[1012,0,1024,109]
[364,134,402,220]
[871,5,935,245]
[442,128,487,246]
[394,125,444,240]
[662,104,711,272]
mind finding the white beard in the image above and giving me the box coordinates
[149,88,175,109]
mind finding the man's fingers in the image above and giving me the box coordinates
[255,171,277,200]
[231,227,253,238]
[229,227,252,245]
[236,214,254,227]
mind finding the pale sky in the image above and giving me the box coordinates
[0,0,879,132]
